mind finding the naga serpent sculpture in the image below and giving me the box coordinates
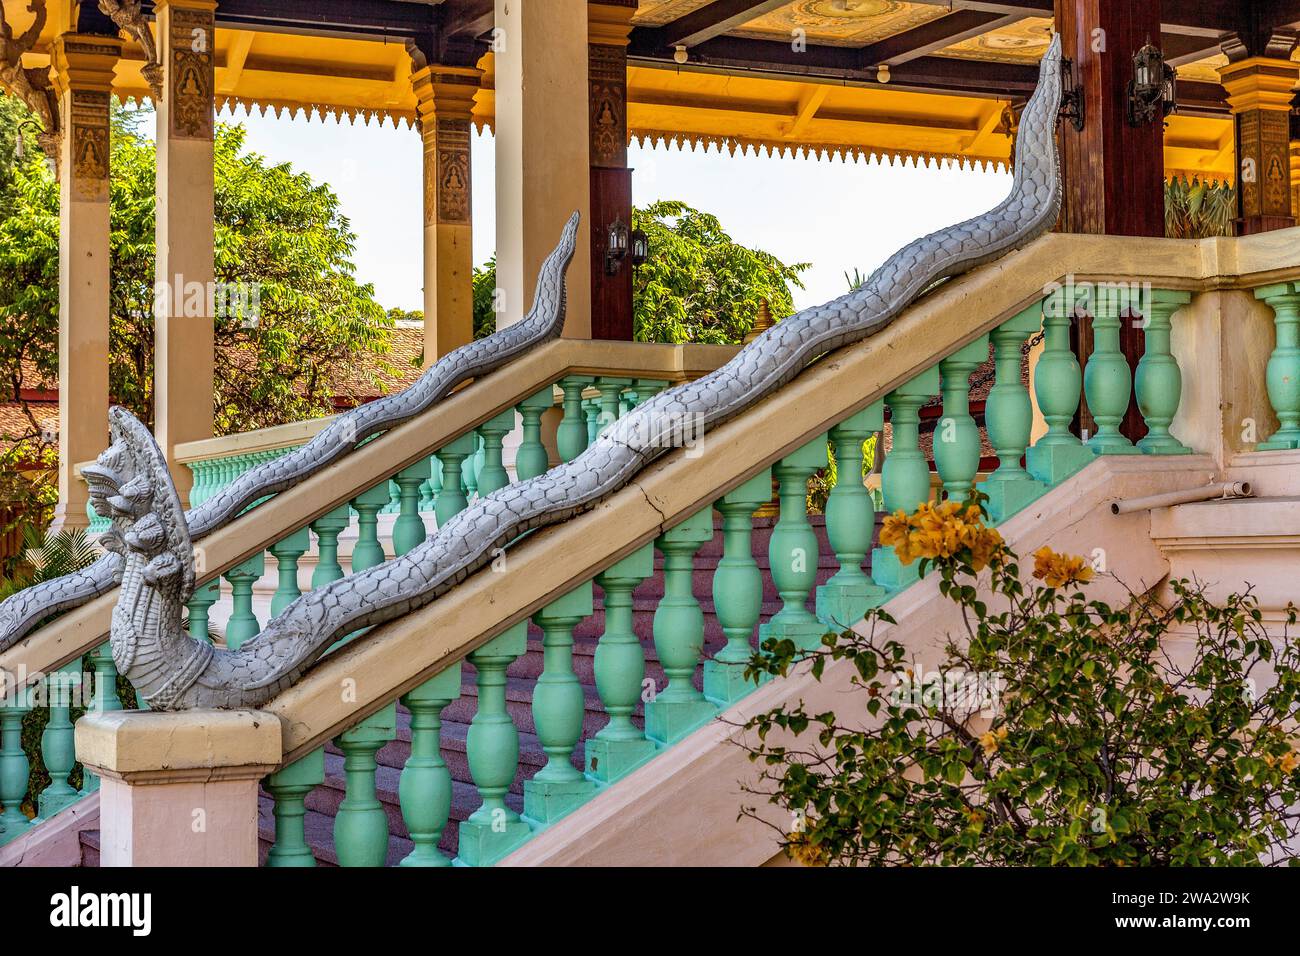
[77,36,1062,710]
[0,214,580,652]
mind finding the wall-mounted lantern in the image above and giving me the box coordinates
[1058,58,1085,132]
[630,228,649,269]
[1127,39,1177,127]
[606,218,630,275]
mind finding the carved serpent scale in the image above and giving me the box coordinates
[65,37,1063,709]
[0,215,580,651]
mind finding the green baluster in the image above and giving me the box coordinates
[187,578,220,640]
[629,379,670,408]
[557,377,594,462]
[1134,289,1193,454]
[350,483,391,572]
[817,404,887,630]
[934,335,989,500]
[476,409,515,496]
[646,507,718,745]
[456,622,532,866]
[333,702,397,867]
[398,663,462,866]
[1083,289,1140,455]
[35,664,81,821]
[381,479,400,516]
[463,433,483,500]
[588,544,657,784]
[595,377,632,436]
[516,388,555,481]
[760,436,830,650]
[982,307,1049,522]
[872,368,939,591]
[434,434,475,528]
[1253,283,1300,449]
[525,582,596,825]
[419,455,441,512]
[1026,289,1093,484]
[706,469,774,705]
[583,398,601,447]
[0,684,32,844]
[269,527,310,617]
[82,643,122,794]
[264,749,325,867]
[311,504,351,587]
[392,458,431,557]
[223,552,265,650]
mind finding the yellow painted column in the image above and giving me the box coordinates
[154,0,218,503]
[49,33,123,532]
[1219,57,1300,235]
[413,65,480,363]
[493,0,591,337]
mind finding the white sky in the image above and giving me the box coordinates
[223,106,1012,314]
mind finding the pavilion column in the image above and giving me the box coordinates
[588,2,635,341]
[154,0,217,504]
[494,0,591,337]
[1219,53,1300,235]
[49,33,123,532]
[413,65,480,362]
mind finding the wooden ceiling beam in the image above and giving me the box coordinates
[860,10,1028,67]
[661,0,791,49]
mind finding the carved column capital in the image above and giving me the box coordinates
[156,0,217,141]
[1219,57,1300,233]
[412,66,481,228]
[50,33,122,202]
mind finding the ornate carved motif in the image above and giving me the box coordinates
[70,89,111,201]
[589,43,627,168]
[75,37,1065,710]
[167,6,214,139]
[0,1,59,160]
[434,120,471,225]
[98,1,163,97]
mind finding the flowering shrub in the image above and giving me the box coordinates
[742,500,1300,866]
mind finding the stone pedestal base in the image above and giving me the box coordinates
[523,776,596,826]
[645,696,717,746]
[584,735,657,785]
[1026,442,1095,487]
[76,709,281,867]
[455,811,533,867]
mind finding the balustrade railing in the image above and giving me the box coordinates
[12,270,1300,862]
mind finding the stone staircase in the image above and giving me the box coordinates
[79,513,879,866]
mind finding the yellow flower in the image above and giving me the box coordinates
[881,501,1007,569]
[978,727,1007,757]
[1032,546,1094,588]
[1281,750,1299,774]
[786,831,827,867]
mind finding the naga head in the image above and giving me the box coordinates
[83,407,195,608]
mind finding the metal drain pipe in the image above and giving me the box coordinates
[1110,481,1253,516]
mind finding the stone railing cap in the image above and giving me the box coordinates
[76,709,284,781]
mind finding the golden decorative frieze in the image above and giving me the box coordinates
[735,1,946,48]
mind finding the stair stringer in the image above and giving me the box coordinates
[500,454,1217,867]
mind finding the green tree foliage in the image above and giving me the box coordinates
[632,200,806,344]
[0,96,393,439]
[745,501,1300,866]
[469,203,807,345]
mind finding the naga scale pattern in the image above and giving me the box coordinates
[60,37,1061,709]
[0,214,580,652]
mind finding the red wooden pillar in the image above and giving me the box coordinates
[1055,0,1165,443]
[589,2,637,341]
